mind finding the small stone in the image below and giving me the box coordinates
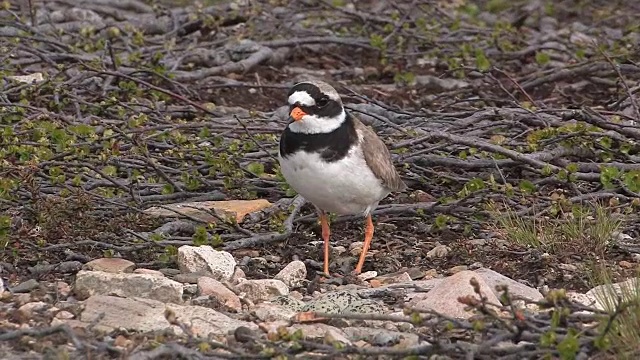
[423,269,438,279]
[287,324,349,342]
[369,279,382,288]
[342,327,419,347]
[113,335,131,348]
[197,277,242,312]
[332,246,347,255]
[274,261,307,289]
[426,243,450,259]
[231,267,246,284]
[261,320,290,336]
[447,265,468,274]
[406,267,427,280]
[83,258,136,273]
[349,242,364,256]
[289,291,303,300]
[619,260,633,269]
[55,310,75,320]
[177,245,236,281]
[375,271,412,285]
[174,272,213,284]
[158,268,181,277]
[467,239,487,246]
[252,303,295,321]
[11,293,32,306]
[183,284,198,295]
[235,279,289,303]
[133,269,165,277]
[559,263,578,272]
[17,301,52,320]
[271,295,306,312]
[325,327,352,345]
[56,281,72,298]
[265,255,282,262]
[11,279,40,293]
[357,271,377,282]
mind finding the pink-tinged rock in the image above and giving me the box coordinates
[197,277,242,312]
[474,267,543,302]
[412,270,500,319]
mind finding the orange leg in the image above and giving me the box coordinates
[320,212,331,275]
[355,214,374,274]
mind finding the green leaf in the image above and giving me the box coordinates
[535,51,550,65]
[540,331,556,347]
[600,166,621,189]
[246,162,265,175]
[486,0,509,13]
[475,48,491,71]
[557,329,579,360]
[161,184,174,195]
[519,180,536,194]
[434,214,449,229]
[102,165,117,176]
[566,163,579,173]
[623,170,640,192]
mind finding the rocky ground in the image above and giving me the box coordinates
[2,0,640,359]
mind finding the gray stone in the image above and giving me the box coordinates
[587,277,640,311]
[342,327,420,347]
[11,279,39,293]
[235,279,288,303]
[75,295,257,336]
[274,261,307,289]
[252,303,295,321]
[343,299,387,314]
[74,270,183,303]
[271,295,306,312]
[302,290,361,314]
[177,245,236,281]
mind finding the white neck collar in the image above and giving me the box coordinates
[288,109,346,134]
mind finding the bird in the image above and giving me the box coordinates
[277,80,407,275]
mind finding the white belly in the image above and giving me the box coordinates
[279,148,389,216]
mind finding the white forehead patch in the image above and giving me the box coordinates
[288,91,315,107]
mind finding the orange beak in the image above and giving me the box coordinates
[290,107,307,122]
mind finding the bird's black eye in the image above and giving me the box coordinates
[316,98,329,107]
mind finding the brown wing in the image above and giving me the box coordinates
[353,116,407,192]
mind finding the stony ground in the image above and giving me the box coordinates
[2,0,640,359]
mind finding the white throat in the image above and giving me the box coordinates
[288,109,346,134]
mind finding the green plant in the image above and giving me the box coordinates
[489,202,622,255]
[590,265,640,359]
